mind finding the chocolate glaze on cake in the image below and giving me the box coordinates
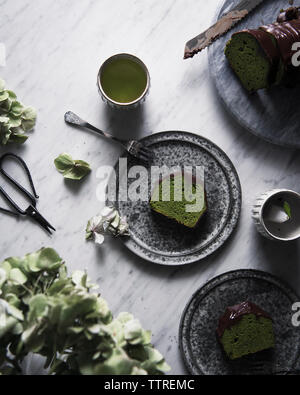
[217,301,272,339]
[261,19,300,65]
[239,8,300,68]
[225,7,300,92]
[238,29,280,65]
[277,6,300,23]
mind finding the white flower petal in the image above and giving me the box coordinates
[94,233,105,245]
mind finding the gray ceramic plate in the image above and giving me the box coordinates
[179,270,300,375]
[112,131,241,266]
[208,0,300,148]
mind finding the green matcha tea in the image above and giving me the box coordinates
[100,57,148,104]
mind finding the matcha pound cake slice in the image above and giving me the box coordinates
[225,30,279,92]
[150,172,207,229]
[225,7,300,92]
[217,301,275,360]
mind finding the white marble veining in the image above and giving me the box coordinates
[1,0,300,375]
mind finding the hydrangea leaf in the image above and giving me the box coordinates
[36,248,62,271]
[47,279,68,296]
[0,115,9,123]
[7,305,24,322]
[0,260,12,276]
[155,360,171,373]
[5,293,20,308]
[12,322,23,336]
[10,101,23,118]
[21,106,37,121]
[0,300,24,322]
[0,132,11,145]
[9,268,27,285]
[124,319,144,343]
[72,271,92,289]
[0,316,20,338]
[8,117,22,128]
[68,326,84,335]
[21,106,37,132]
[54,154,91,181]
[54,153,74,172]
[83,349,135,375]
[117,312,134,324]
[6,90,17,100]
[131,367,148,375]
[25,252,43,273]
[0,91,9,102]
[22,325,45,353]
[8,132,28,144]
[87,324,102,335]
[0,98,12,113]
[28,295,49,321]
[0,117,11,145]
[72,271,85,286]
[21,325,37,343]
[104,320,125,345]
[63,160,91,180]
[23,248,62,273]
[94,297,112,323]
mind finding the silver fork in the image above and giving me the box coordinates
[64,111,153,164]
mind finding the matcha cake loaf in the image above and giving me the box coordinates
[225,7,300,92]
[217,301,275,360]
[150,172,207,229]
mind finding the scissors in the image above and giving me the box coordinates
[0,153,56,234]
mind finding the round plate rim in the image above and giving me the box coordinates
[115,130,242,266]
[207,0,300,149]
[179,269,300,375]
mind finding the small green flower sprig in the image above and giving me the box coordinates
[0,248,170,375]
[0,79,37,145]
[54,153,91,181]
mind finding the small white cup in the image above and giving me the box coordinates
[252,189,300,241]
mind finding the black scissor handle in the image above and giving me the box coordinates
[0,153,39,215]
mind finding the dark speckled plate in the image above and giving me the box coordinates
[179,270,300,375]
[112,131,241,266]
[208,0,300,148]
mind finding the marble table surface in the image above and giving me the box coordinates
[1,0,300,375]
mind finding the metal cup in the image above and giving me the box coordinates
[252,189,300,241]
[97,53,150,110]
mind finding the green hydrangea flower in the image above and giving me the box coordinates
[0,79,37,145]
[0,248,170,376]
